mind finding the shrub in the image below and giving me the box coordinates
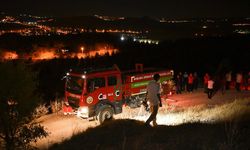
[0,61,48,150]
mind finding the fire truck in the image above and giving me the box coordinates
[63,64,174,123]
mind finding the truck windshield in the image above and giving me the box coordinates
[66,76,84,94]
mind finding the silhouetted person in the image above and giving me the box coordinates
[145,74,162,127]
[203,73,210,93]
[183,72,188,91]
[188,73,194,92]
[207,77,214,99]
[178,72,183,92]
[236,72,243,92]
[219,74,226,95]
[193,72,198,90]
[176,74,182,94]
[244,72,250,91]
[225,71,232,90]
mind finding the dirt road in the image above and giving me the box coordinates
[35,89,250,149]
[165,89,250,108]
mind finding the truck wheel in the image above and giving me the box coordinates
[97,106,114,124]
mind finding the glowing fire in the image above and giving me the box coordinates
[32,50,58,60]
[75,48,118,59]
[1,47,119,61]
[2,51,18,60]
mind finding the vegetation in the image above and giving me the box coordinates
[50,98,250,150]
[0,61,48,150]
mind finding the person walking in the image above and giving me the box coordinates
[207,77,215,99]
[145,74,162,127]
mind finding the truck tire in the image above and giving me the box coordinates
[97,106,114,124]
[127,96,144,108]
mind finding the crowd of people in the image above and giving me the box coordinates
[175,72,199,94]
[174,71,250,99]
[145,71,250,127]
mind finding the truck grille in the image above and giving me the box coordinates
[67,96,80,108]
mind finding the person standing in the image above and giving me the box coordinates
[176,74,182,94]
[183,72,188,92]
[145,74,162,127]
[178,72,183,92]
[225,71,232,90]
[193,72,199,90]
[188,73,194,92]
[207,77,215,99]
[245,72,250,91]
[236,72,243,92]
[248,72,250,90]
[220,74,226,94]
[203,73,210,93]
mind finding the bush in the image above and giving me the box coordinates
[0,61,48,150]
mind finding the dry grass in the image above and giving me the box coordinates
[117,98,250,126]
[49,98,250,150]
[33,103,49,118]
[33,99,63,118]
[50,99,63,114]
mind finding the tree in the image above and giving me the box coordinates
[0,61,48,150]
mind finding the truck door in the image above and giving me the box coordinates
[106,75,122,102]
[87,77,107,104]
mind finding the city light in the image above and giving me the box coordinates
[80,46,85,53]
[120,36,125,41]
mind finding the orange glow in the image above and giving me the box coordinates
[75,48,118,59]
[1,46,119,61]
[2,51,18,60]
[32,49,58,60]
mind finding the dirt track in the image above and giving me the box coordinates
[165,89,250,108]
[35,89,250,149]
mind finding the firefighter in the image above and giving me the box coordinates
[145,74,162,127]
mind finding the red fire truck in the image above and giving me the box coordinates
[63,64,174,123]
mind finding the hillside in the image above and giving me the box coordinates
[50,118,250,150]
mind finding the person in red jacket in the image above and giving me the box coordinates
[188,73,194,92]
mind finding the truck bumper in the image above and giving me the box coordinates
[76,106,89,118]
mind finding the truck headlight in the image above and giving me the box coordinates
[78,107,88,114]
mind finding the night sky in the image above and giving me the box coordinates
[1,0,250,18]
